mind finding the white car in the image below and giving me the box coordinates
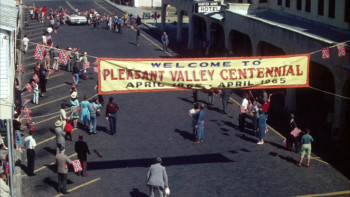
[66,15,87,25]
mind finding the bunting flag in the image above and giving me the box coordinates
[93,67,98,73]
[23,107,32,114]
[25,83,33,92]
[33,74,39,83]
[25,116,32,123]
[23,98,31,106]
[49,69,55,75]
[290,127,301,137]
[58,49,69,64]
[83,62,90,70]
[34,45,46,60]
[19,65,24,74]
[322,47,330,59]
[72,160,82,173]
[337,44,346,57]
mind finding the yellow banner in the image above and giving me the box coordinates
[98,54,309,94]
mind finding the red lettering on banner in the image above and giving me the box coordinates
[158,71,164,81]
[127,70,134,80]
[177,71,184,81]
[193,71,200,81]
[103,69,110,80]
[238,69,247,79]
[119,69,125,80]
[185,71,192,82]
[170,71,177,81]
[150,71,157,81]
[257,68,264,78]
[200,70,207,81]
[220,70,228,80]
[229,69,237,80]
[111,69,118,80]
[135,70,141,79]
[274,67,282,77]
[265,67,273,78]
[208,70,214,80]
[247,68,255,78]
[296,65,303,75]
[286,66,295,76]
[142,71,149,80]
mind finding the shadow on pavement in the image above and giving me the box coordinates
[130,188,148,197]
[44,146,57,156]
[174,129,194,142]
[87,152,235,170]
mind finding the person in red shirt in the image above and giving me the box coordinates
[65,118,73,141]
[42,6,47,23]
[262,94,272,114]
[105,97,119,135]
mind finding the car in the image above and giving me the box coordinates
[66,15,87,25]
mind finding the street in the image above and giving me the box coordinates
[18,1,349,196]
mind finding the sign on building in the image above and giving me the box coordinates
[194,1,221,13]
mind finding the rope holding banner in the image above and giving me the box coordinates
[309,86,350,100]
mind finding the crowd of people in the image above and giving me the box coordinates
[0,4,318,197]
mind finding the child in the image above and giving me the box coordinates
[65,117,73,141]
[32,79,39,104]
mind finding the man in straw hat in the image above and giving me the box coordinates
[55,120,66,154]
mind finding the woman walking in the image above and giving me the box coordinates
[80,95,91,129]
[257,110,267,145]
[70,92,80,128]
[297,129,314,167]
[89,98,102,134]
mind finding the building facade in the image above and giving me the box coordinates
[161,0,350,143]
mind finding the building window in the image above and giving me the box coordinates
[297,0,302,10]
[346,0,350,22]
[328,0,335,18]
[277,0,282,6]
[285,0,290,8]
[259,0,268,3]
[318,0,324,16]
[305,0,311,12]
[248,0,252,3]
[238,0,243,3]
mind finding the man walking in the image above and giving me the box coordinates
[22,35,29,54]
[161,32,169,52]
[55,120,66,153]
[146,157,169,197]
[52,46,60,71]
[24,130,36,176]
[105,97,119,135]
[220,90,230,114]
[56,147,72,194]
[75,135,90,177]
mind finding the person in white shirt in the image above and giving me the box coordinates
[47,26,53,35]
[0,173,10,196]
[42,33,47,45]
[239,95,249,131]
[22,35,30,54]
[24,130,37,176]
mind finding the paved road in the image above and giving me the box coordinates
[19,1,349,196]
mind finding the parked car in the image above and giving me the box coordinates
[66,15,87,25]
